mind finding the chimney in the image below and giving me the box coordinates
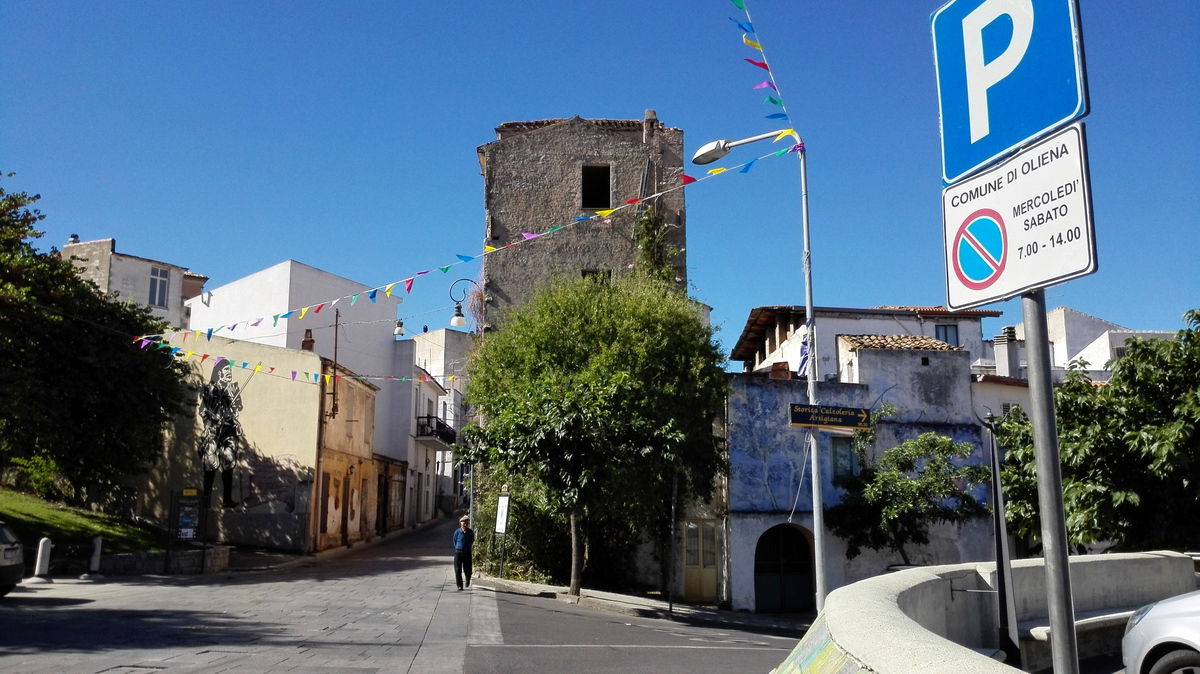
[301,329,315,351]
[643,109,657,144]
[994,326,1021,378]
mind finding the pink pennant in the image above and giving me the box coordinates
[522,232,540,240]
[744,58,770,71]
[404,278,414,293]
[680,174,697,185]
[625,198,641,205]
[753,81,778,92]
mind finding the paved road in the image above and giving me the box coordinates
[0,521,794,673]
[467,591,793,673]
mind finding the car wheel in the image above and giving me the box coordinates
[0,584,14,598]
[1149,649,1200,674]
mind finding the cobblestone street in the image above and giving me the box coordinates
[0,522,475,673]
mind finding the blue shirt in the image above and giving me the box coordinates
[453,527,475,551]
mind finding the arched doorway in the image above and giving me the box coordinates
[754,524,814,613]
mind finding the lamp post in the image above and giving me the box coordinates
[447,277,484,529]
[693,130,826,610]
[448,278,480,329]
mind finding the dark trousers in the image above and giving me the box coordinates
[454,550,473,588]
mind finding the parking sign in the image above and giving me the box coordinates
[932,0,1088,184]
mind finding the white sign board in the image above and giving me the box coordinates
[494,493,510,535]
[942,123,1096,310]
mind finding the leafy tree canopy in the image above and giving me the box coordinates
[828,423,990,566]
[0,174,189,508]
[460,272,727,587]
[998,309,1200,551]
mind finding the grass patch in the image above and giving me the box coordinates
[0,487,165,553]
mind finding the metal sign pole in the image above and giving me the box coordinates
[985,415,1021,664]
[1022,289,1079,673]
[798,145,826,612]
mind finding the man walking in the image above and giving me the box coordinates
[453,515,475,590]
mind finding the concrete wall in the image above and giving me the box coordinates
[773,551,1195,674]
[727,361,996,612]
[313,363,379,552]
[63,238,192,327]
[139,336,324,552]
[100,546,230,576]
[185,260,407,464]
[747,309,988,379]
[478,114,686,316]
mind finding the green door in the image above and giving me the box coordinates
[753,524,814,613]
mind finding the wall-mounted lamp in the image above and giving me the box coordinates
[448,278,481,328]
[393,319,405,336]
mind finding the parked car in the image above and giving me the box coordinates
[1123,589,1200,674]
[0,520,24,597]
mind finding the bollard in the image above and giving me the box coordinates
[26,537,54,584]
[80,536,104,579]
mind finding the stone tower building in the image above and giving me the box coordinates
[475,110,687,322]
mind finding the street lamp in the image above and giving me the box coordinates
[393,319,405,337]
[448,278,480,328]
[693,129,826,610]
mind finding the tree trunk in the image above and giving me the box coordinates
[569,509,581,596]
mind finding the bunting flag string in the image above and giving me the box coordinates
[131,0,802,346]
[730,0,799,135]
[135,337,472,388]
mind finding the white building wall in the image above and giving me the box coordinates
[971,381,1031,421]
[107,254,188,327]
[755,312,986,380]
[1073,330,1176,371]
[184,260,406,463]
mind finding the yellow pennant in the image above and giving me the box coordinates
[595,209,616,217]
[484,245,497,253]
[773,129,799,144]
[254,364,263,373]
[298,306,309,320]
[385,283,396,297]
[707,168,727,175]
[743,34,762,50]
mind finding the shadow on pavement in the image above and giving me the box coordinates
[0,605,284,655]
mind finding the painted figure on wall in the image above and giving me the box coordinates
[199,365,243,508]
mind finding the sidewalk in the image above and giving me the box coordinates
[477,574,813,638]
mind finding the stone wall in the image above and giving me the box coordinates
[98,546,230,576]
[478,113,686,318]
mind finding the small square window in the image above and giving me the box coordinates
[581,165,611,209]
[935,324,959,346]
[581,269,612,284]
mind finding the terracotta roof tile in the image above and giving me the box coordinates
[841,335,960,351]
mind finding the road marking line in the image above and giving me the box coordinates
[468,587,503,645]
[467,644,788,651]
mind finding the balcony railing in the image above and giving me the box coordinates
[416,415,457,445]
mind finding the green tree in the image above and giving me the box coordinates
[0,174,189,508]
[998,310,1200,551]
[827,427,990,566]
[460,273,726,595]
[633,207,681,284]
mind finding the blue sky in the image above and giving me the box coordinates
[4,1,1198,363]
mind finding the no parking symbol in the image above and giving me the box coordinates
[952,209,1007,290]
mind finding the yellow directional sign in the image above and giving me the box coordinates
[789,403,870,430]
